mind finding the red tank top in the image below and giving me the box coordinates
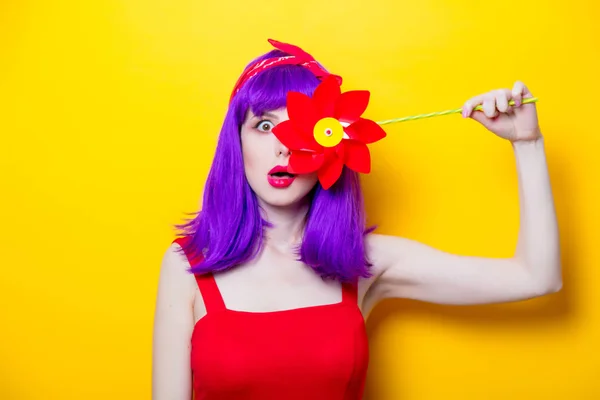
[172,237,369,399]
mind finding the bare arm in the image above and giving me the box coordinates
[152,244,196,400]
[363,83,562,307]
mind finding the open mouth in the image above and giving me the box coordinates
[269,171,296,179]
[267,166,297,188]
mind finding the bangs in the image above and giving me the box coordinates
[234,65,321,120]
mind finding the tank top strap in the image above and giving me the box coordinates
[341,279,358,305]
[171,236,226,314]
[194,273,226,313]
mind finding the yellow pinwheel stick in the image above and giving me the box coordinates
[376,97,539,126]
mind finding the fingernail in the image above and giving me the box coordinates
[515,99,521,107]
[462,108,467,118]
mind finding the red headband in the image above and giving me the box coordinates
[229,39,343,103]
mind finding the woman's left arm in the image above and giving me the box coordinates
[363,81,562,306]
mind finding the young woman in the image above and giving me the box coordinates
[152,39,561,400]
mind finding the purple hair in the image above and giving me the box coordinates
[174,49,374,283]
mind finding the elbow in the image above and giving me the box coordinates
[530,272,563,297]
[540,279,562,296]
[549,278,563,294]
[517,256,563,298]
[528,280,562,299]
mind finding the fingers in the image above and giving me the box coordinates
[512,81,523,107]
[462,95,483,118]
[511,80,532,108]
[463,83,531,118]
[482,94,498,118]
[462,92,500,118]
[495,89,510,113]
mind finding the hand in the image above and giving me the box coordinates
[462,81,542,142]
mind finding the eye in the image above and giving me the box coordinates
[255,119,275,133]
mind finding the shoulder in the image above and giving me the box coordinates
[365,232,448,283]
[161,241,191,275]
[359,233,434,305]
[357,233,414,312]
[364,232,416,272]
[156,241,198,305]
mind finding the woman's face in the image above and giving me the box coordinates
[240,107,318,208]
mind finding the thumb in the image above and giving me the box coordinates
[468,109,494,129]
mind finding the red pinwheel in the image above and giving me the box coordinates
[272,75,387,189]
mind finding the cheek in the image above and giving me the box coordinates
[241,132,255,162]
[295,173,319,191]
[241,132,267,178]
[241,142,255,169]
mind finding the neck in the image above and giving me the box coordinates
[260,200,311,250]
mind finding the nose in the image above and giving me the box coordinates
[274,137,291,157]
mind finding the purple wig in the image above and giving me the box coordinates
[174,49,374,283]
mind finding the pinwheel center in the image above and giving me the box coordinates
[313,117,344,148]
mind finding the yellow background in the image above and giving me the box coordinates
[1,0,598,398]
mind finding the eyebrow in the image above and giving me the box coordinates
[250,111,279,121]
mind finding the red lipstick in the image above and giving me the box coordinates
[267,165,296,188]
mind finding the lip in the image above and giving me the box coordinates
[268,165,291,175]
[267,165,296,188]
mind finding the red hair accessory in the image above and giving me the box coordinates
[272,75,387,189]
[229,39,342,103]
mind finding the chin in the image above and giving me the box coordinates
[260,189,309,208]
[246,174,317,209]
[254,179,316,209]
